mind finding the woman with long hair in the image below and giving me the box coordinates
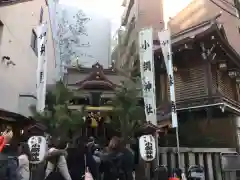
[17,143,31,180]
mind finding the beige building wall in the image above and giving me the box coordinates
[0,0,55,116]
[117,0,164,71]
[117,0,240,71]
[169,0,240,54]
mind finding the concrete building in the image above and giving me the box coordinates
[115,0,164,72]
[116,0,240,73]
[0,0,55,117]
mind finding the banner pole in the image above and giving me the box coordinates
[166,29,181,169]
[158,25,182,174]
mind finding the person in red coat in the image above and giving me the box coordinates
[0,128,13,152]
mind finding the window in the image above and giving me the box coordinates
[30,29,38,55]
[0,21,3,45]
[39,7,43,24]
[234,0,240,18]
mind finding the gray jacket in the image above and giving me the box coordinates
[17,154,30,180]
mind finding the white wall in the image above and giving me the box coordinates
[0,0,55,116]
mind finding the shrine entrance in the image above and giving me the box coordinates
[81,107,119,141]
[66,63,126,142]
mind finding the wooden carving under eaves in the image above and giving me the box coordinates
[71,62,117,90]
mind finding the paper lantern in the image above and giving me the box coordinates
[139,134,156,162]
[28,136,47,164]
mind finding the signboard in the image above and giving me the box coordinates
[139,135,156,162]
[158,29,178,128]
[28,136,47,164]
[36,23,48,112]
[138,28,157,125]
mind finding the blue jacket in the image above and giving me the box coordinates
[0,153,19,180]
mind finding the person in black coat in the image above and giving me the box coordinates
[121,146,134,180]
[97,136,126,180]
[67,138,98,180]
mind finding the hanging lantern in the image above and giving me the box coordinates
[218,60,227,71]
[139,135,156,162]
[173,65,178,72]
[228,69,239,78]
[236,77,240,84]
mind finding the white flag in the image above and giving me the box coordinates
[138,28,157,126]
[158,29,178,128]
[36,23,48,112]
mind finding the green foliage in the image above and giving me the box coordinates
[31,80,84,136]
[111,77,145,142]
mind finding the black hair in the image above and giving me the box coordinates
[88,136,95,143]
[75,137,86,154]
[49,136,68,149]
[19,143,32,160]
[2,139,18,155]
[56,139,68,149]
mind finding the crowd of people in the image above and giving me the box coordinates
[0,127,138,180]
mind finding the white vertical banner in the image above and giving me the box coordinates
[158,29,178,128]
[138,28,157,126]
[36,23,48,112]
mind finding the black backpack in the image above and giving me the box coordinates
[0,154,18,180]
[108,154,125,180]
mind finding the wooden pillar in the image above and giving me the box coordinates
[233,116,240,152]
[188,152,195,166]
[214,153,223,180]
[161,152,168,166]
[180,153,185,171]
[206,153,214,180]
[170,152,176,169]
[198,153,204,167]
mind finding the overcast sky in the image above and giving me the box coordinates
[163,0,192,23]
[59,0,124,35]
[59,0,192,35]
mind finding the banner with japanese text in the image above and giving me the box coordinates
[158,29,178,128]
[138,28,157,126]
[36,23,48,112]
